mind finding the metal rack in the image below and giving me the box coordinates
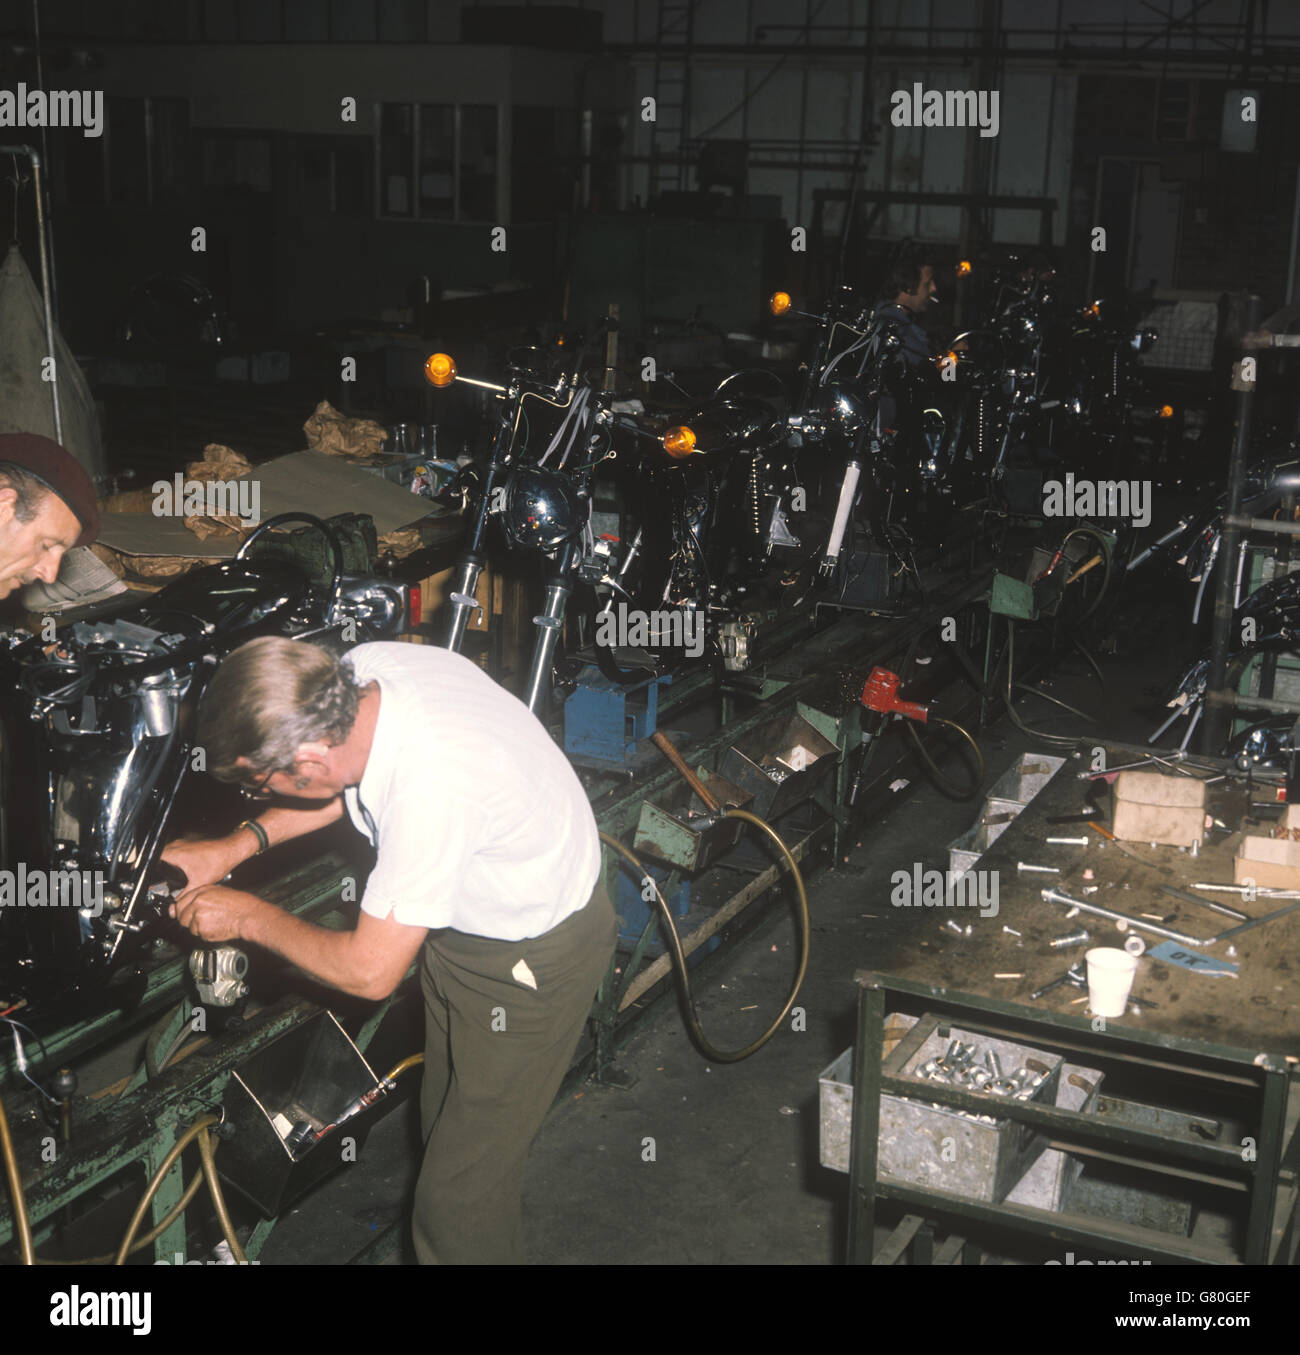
[846,971,1298,1265]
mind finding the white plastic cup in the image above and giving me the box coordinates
[1085,947,1140,1018]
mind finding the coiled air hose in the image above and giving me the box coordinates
[1003,525,1116,746]
[903,714,986,800]
[2,1110,244,1266]
[1003,617,1098,748]
[36,1171,206,1265]
[113,1114,247,1265]
[108,1056,431,1265]
[596,731,811,1064]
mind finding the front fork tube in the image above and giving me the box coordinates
[522,543,576,716]
[445,553,486,652]
[444,459,507,652]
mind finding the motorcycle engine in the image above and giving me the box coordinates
[0,613,208,1010]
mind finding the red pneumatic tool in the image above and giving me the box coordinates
[848,667,929,806]
[860,667,930,725]
[848,667,985,805]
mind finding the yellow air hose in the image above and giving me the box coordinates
[112,1114,217,1265]
[0,1091,34,1264]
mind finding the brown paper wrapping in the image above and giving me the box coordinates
[303,401,389,463]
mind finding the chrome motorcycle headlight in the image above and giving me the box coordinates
[502,467,587,550]
[1230,723,1287,770]
[823,385,867,439]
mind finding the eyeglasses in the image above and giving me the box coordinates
[242,768,278,802]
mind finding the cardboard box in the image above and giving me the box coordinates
[1112,771,1206,847]
[1234,834,1300,890]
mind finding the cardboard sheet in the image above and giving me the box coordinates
[97,450,440,558]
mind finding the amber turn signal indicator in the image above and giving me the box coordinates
[663,426,697,458]
[1159,404,1175,419]
[424,352,457,387]
[769,291,792,316]
[955,260,972,277]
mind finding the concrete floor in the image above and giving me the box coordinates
[257,610,1188,1265]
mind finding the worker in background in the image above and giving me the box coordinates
[874,251,940,368]
[868,251,947,477]
[0,432,100,599]
[162,636,616,1265]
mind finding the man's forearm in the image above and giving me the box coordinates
[239,904,378,998]
[230,796,346,864]
[231,894,426,1002]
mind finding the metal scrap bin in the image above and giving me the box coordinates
[1004,1062,1104,1212]
[632,770,754,872]
[719,711,838,819]
[819,1015,1062,1204]
[217,1011,388,1218]
[948,753,1065,878]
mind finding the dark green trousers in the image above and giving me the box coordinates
[411,883,616,1264]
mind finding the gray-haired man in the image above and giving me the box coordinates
[162,636,616,1264]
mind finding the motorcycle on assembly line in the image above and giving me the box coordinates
[1054,297,1163,471]
[1128,461,1297,625]
[425,335,810,690]
[423,334,660,711]
[1153,564,1300,754]
[764,280,970,612]
[611,373,796,673]
[934,254,1064,510]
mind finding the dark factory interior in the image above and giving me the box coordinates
[0,0,1297,1307]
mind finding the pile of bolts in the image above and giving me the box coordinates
[912,1041,1049,1122]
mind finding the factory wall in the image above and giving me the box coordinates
[16,40,616,345]
[6,0,1300,342]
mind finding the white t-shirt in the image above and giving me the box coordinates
[340,642,601,941]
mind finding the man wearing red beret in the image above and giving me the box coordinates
[0,432,101,600]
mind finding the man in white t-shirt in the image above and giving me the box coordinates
[162,636,616,1264]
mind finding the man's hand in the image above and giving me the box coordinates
[171,884,265,944]
[160,835,249,892]
[172,884,427,1001]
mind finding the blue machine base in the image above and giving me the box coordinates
[563,664,672,770]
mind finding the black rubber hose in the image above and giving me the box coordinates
[599,810,809,1064]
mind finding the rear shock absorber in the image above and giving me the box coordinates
[821,455,863,575]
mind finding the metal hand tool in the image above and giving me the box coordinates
[1042,887,1300,947]
[1077,752,1187,779]
[1030,962,1086,1001]
[1158,883,1247,921]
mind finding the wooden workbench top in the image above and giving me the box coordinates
[890,742,1299,1063]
